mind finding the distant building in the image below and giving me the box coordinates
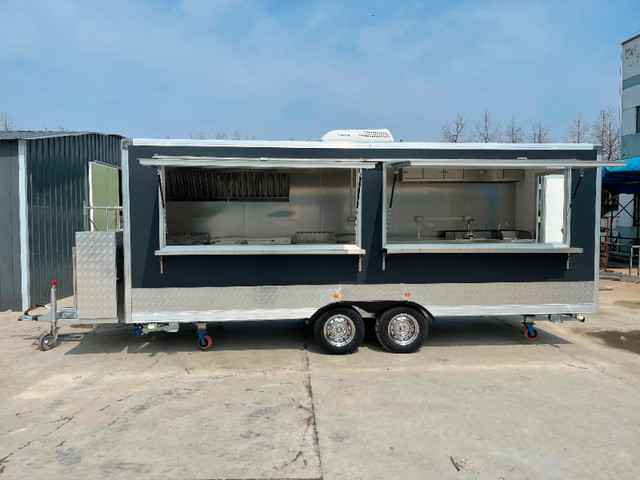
[0,131,122,311]
[622,33,640,159]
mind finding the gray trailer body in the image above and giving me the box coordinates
[33,137,611,352]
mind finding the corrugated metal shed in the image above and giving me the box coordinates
[0,131,107,140]
[0,141,22,309]
[0,132,122,310]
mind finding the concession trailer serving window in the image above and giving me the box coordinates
[382,158,608,255]
[139,156,373,255]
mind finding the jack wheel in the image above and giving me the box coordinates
[38,332,56,351]
[524,327,538,340]
[198,334,212,350]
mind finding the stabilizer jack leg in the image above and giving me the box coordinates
[38,281,60,351]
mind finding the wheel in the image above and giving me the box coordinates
[375,307,428,353]
[524,327,538,340]
[38,332,56,351]
[198,334,212,350]
[313,308,365,355]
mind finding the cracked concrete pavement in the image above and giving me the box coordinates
[1,277,639,479]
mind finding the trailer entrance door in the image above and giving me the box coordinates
[538,173,566,243]
[89,162,121,231]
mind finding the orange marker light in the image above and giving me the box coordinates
[333,294,340,298]
[405,293,410,297]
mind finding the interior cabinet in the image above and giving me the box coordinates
[401,167,524,183]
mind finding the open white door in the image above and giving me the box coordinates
[89,162,121,231]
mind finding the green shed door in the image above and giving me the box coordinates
[89,162,121,231]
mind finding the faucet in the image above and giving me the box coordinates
[465,218,476,239]
[498,222,511,232]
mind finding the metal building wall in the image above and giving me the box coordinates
[622,34,640,158]
[26,134,121,305]
[0,140,22,310]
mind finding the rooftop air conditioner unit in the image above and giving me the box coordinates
[320,129,394,142]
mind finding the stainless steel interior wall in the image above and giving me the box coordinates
[386,175,518,240]
[0,141,22,310]
[26,134,121,305]
[165,168,355,240]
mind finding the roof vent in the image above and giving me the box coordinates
[320,129,394,142]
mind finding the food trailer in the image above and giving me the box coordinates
[23,130,609,354]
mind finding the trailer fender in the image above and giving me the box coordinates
[307,303,361,326]
[369,301,435,323]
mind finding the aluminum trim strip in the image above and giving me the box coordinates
[132,308,317,323]
[18,140,29,310]
[384,244,583,254]
[594,153,603,312]
[428,304,595,316]
[121,147,132,323]
[155,245,366,256]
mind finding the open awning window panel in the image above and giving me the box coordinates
[140,156,376,169]
[388,159,623,169]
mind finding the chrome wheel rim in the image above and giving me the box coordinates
[324,315,356,348]
[387,314,419,346]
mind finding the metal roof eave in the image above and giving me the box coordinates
[389,159,625,169]
[126,138,599,151]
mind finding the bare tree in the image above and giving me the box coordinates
[564,112,590,143]
[529,119,552,143]
[590,108,620,161]
[190,131,253,140]
[471,109,501,142]
[1,113,16,131]
[503,118,525,143]
[440,114,467,143]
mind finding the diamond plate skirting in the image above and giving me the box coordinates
[76,231,122,319]
[130,281,595,322]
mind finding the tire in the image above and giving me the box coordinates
[313,308,365,355]
[38,332,56,351]
[375,306,428,353]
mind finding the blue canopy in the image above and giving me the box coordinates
[603,157,640,194]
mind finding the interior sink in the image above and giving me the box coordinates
[445,230,499,241]
[445,230,532,241]
[497,230,532,240]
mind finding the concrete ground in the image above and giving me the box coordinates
[1,279,639,480]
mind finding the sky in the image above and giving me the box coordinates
[1,0,639,141]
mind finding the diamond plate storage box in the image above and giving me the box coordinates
[75,231,123,320]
